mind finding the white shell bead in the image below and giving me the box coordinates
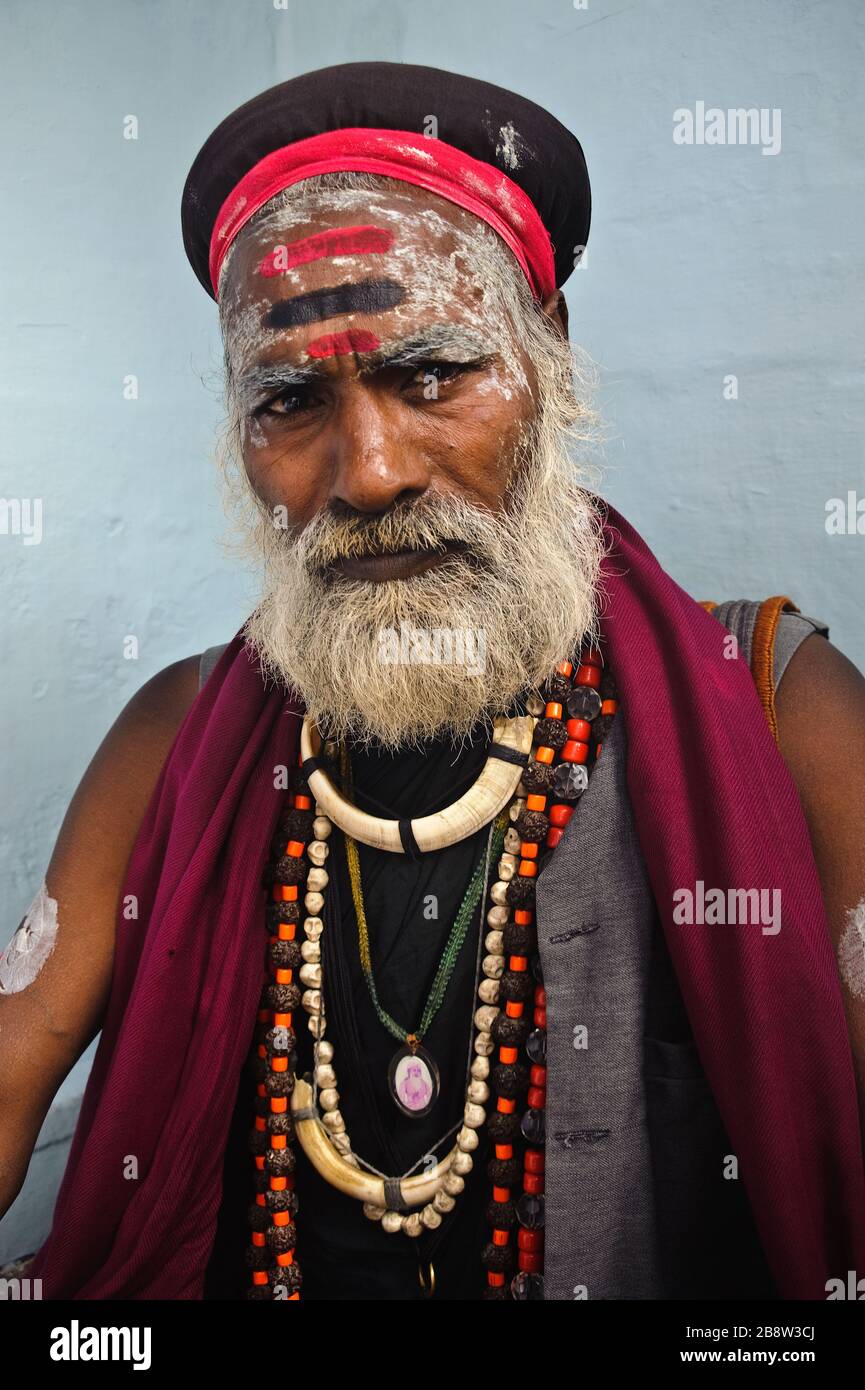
[490,882,509,906]
[315,1039,333,1063]
[305,891,325,915]
[467,1079,489,1104]
[299,963,321,988]
[457,1125,479,1152]
[443,1171,466,1195]
[482,954,505,979]
[497,859,516,882]
[452,1151,474,1175]
[306,867,329,891]
[402,1212,424,1237]
[322,1108,344,1131]
[486,905,508,927]
[315,1063,336,1088]
[304,917,323,940]
[433,1190,456,1214]
[464,1102,486,1129]
[474,1005,499,1032]
[508,799,526,823]
[382,1211,403,1234]
[471,1055,490,1080]
[478,979,499,1005]
[421,1205,442,1229]
[474,1031,494,1056]
[308,1015,326,1037]
[363,1203,386,1221]
[302,989,321,1014]
[301,940,321,963]
[307,840,329,865]
[332,1132,352,1156]
[312,816,332,840]
[526,693,545,716]
[504,828,521,854]
[318,1087,339,1111]
[485,930,504,954]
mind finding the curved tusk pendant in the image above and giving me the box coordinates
[300,713,534,853]
[291,1077,455,1207]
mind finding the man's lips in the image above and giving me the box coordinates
[329,541,467,581]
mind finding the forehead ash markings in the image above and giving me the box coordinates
[265,278,406,330]
[306,330,382,359]
[257,224,394,277]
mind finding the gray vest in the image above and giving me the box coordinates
[199,602,827,1300]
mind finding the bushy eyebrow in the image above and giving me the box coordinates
[235,325,496,410]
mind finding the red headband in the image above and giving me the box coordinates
[209,127,557,302]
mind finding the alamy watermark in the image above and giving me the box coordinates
[378,621,486,676]
[673,102,781,156]
[673,880,781,935]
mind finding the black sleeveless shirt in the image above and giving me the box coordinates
[204,727,497,1300]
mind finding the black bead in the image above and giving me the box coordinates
[247,1129,268,1156]
[486,1156,523,1185]
[502,923,537,955]
[264,1070,295,1098]
[543,673,572,704]
[244,1243,270,1270]
[486,1198,517,1228]
[481,1241,516,1273]
[515,809,549,844]
[273,855,308,887]
[266,901,301,932]
[266,982,301,1012]
[532,717,568,751]
[525,1027,547,1064]
[264,1146,296,1176]
[266,1222,297,1254]
[268,939,302,969]
[265,1025,296,1056]
[279,808,315,840]
[505,876,535,910]
[520,1108,546,1144]
[265,1189,298,1216]
[491,1013,530,1047]
[487,1110,522,1142]
[267,1112,295,1139]
[491,1061,529,1098]
[247,1202,270,1232]
[521,761,556,794]
[270,1262,303,1296]
[498,970,534,1004]
[516,1192,546,1230]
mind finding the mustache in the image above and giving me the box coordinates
[289,492,509,571]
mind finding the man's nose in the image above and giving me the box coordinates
[327,386,432,513]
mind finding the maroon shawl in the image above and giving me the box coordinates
[31,504,865,1298]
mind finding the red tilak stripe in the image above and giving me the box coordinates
[257,226,393,277]
[306,330,381,358]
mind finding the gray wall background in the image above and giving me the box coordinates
[1,0,863,1261]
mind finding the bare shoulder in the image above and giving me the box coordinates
[0,653,203,1149]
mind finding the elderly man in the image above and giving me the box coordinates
[2,62,865,1303]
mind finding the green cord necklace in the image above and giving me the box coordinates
[339,739,508,1118]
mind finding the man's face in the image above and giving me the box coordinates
[217,179,602,750]
[222,181,562,576]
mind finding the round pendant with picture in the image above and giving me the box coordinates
[388,1042,441,1118]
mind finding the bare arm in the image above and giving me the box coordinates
[776,633,865,1150]
[0,654,202,1221]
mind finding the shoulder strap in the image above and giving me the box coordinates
[701,596,800,745]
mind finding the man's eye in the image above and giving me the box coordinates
[258,389,315,418]
[407,362,466,390]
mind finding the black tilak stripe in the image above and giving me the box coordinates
[265,278,406,329]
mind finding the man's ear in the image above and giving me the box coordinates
[541,289,569,339]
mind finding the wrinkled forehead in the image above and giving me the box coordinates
[218,182,524,374]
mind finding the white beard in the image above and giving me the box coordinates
[238,416,605,752]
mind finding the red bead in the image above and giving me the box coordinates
[518,1251,544,1273]
[561,739,589,763]
[535,987,547,1007]
[523,1172,544,1195]
[527,1086,546,1109]
[534,1009,547,1029]
[548,803,573,828]
[574,664,602,688]
[525,1148,545,1174]
[565,718,591,741]
[517,1228,545,1253]
[545,827,564,849]
[581,647,603,668]
[530,1064,547,1088]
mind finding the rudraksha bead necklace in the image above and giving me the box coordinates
[244,643,619,1299]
